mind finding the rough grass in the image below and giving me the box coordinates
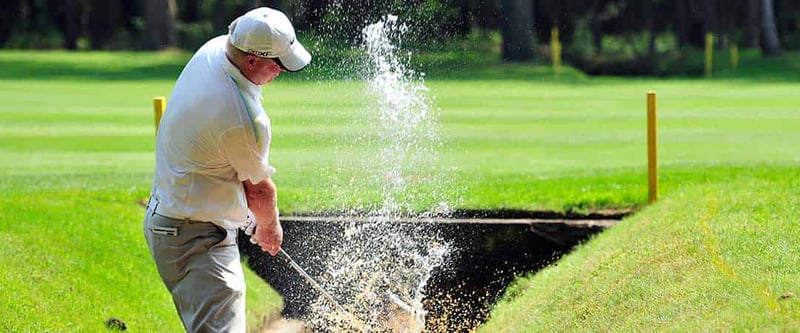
[0,173,282,332]
[478,169,800,331]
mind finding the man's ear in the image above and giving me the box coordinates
[245,55,257,69]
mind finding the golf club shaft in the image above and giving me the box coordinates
[277,248,348,313]
[278,248,371,331]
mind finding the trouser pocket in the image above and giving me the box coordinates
[149,226,179,236]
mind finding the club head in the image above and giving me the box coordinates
[386,291,415,314]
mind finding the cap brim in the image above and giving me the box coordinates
[278,41,311,72]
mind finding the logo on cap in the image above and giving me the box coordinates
[246,49,272,58]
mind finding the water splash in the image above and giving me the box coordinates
[362,15,441,216]
[303,15,453,332]
[308,222,450,331]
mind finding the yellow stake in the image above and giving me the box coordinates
[154,96,166,135]
[730,45,739,68]
[705,33,714,77]
[551,27,561,77]
[647,92,658,204]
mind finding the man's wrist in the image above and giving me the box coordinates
[253,209,278,225]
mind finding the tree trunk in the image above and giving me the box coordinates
[674,0,689,48]
[0,1,22,46]
[144,0,177,50]
[685,0,706,48]
[455,0,472,35]
[88,0,120,49]
[245,0,263,9]
[62,0,79,50]
[716,0,735,48]
[588,0,602,54]
[501,0,534,62]
[120,1,140,34]
[646,0,657,57]
[262,0,281,8]
[705,0,717,36]
[183,0,199,23]
[212,0,228,35]
[760,0,781,55]
[746,0,761,48]
[233,0,264,21]
[590,18,603,53]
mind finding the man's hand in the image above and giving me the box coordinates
[243,211,283,256]
[253,208,282,256]
[243,179,283,256]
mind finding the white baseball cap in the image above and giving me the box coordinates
[228,7,311,72]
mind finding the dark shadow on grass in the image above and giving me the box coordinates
[0,56,357,82]
[2,49,798,83]
[0,58,186,81]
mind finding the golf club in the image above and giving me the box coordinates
[277,247,370,331]
[244,216,411,330]
[277,248,347,313]
[242,217,362,323]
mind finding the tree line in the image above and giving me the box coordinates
[1,1,797,64]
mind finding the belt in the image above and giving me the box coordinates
[147,195,208,223]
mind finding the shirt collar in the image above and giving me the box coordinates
[219,44,262,99]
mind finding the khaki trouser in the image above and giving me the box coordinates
[144,200,246,333]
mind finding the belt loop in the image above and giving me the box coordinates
[151,200,159,217]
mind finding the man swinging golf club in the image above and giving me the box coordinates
[143,7,310,333]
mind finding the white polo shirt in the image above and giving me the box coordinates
[152,35,275,230]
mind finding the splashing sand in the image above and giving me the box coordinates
[301,15,454,332]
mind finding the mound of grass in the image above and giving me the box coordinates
[478,169,800,331]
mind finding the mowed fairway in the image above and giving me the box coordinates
[1,51,799,331]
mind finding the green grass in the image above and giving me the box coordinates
[0,173,282,332]
[479,171,800,331]
[3,69,796,213]
[1,49,799,331]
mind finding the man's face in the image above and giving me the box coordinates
[245,55,285,85]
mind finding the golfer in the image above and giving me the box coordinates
[143,7,310,333]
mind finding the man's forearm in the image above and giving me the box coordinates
[243,178,283,255]
[243,178,278,224]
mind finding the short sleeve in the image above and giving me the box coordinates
[220,112,276,183]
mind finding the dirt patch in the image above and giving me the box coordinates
[261,318,306,333]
